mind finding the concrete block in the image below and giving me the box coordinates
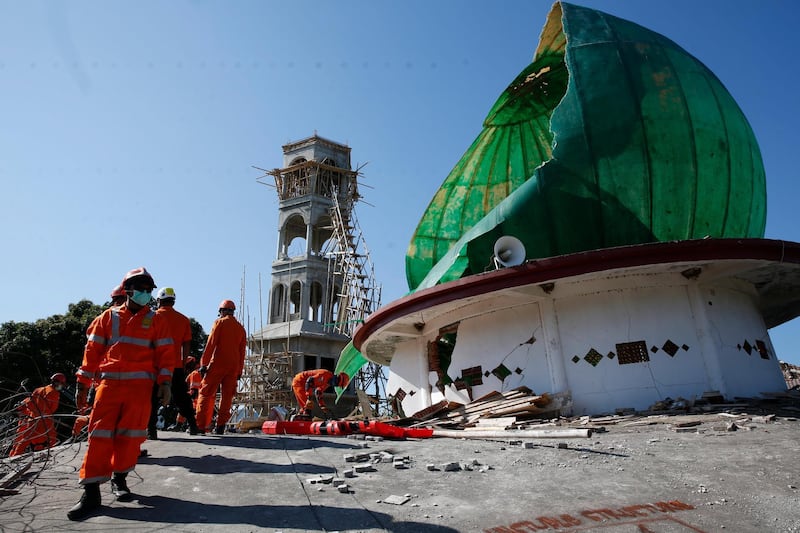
[383,494,410,505]
[523,442,535,449]
[343,469,355,478]
[442,462,460,472]
[426,464,437,471]
[354,464,375,473]
[337,484,350,493]
[344,454,356,462]
[557,442,568,449]
[332,478,346,486]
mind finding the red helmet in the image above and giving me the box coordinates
[335,372,350,389]
[50,373,67,385]
[110,285,126,299]
[121,267,157,290]
[219,299,236,311]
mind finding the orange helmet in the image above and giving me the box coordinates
[219,299,236,311]
[50,373,67,385]
[121,267,157,290]
[335,372,350,389]
[110,285,126,299]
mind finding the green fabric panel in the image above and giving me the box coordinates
[334,341,368,402]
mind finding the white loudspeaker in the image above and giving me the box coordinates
[493,236,526,267]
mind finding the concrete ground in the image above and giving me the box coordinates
[2,413,800,533]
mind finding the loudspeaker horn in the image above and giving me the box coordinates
[493,235,526,268]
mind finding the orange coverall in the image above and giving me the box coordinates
[9,384,61,456]
[75,305,173,484]
[151,305,195,432]
[177,369,203,425]
[196,314,246,431]
[292,369,334,412]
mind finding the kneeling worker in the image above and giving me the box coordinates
[291,369,349,418]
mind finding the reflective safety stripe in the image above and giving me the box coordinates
[154,338,174,347]
[87,333,108,345]
[116,428,148,438]
[118,336,153,347]
[90,428,113,439]
[76,369,96,380]
[111,310,120,343]
[159,368,172,377]
[100,371,156,381]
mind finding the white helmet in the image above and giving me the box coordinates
[157,287,176,300]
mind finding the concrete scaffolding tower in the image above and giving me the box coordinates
[239,134,383,422]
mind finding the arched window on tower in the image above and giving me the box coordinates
[270,284,286,323]
[280,213,307,259]
[289,280,302,319]
[309,281,324,323]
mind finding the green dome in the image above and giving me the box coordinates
[406,1,766,291]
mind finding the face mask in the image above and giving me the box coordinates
[54,384,64,392]
[131,290,152,306]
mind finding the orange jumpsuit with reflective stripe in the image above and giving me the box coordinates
[177,369,203,424]
[9,384,61,456]
[292,369,334,412]
[76,305,173,484]
[196,315,246,431]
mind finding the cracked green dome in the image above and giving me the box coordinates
[405,1,766,291]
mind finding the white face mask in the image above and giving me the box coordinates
[54,383,64,392]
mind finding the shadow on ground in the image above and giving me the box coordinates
[101,496,461,532]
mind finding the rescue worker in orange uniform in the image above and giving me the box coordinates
[147,287,200,437]
[9,373,66,456]
[185,356,202,408]
[110,284,127,306]
[176,357,201,428]
[67,267,174,521]
[195,300,246,435]
[292,369,349,418]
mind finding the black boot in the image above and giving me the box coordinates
[67,482,101,521]
[110,473,133,502]
[187,416,199,436]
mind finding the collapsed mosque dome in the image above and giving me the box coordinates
[405,1,766,292]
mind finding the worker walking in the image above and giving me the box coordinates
[67,267,173,521]
[9,373,66,456]
[291,369,349,418]
[195,300,246,435]
[148,287,200,437]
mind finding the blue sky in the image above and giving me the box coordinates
[2,1,799,365]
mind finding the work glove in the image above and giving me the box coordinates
[76,382,89,412]
[158,382,172,406]
[199,366,208,378]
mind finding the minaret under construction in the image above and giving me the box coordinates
[245,134,381,417]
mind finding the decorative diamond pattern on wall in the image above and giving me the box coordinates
[572,355,580,364]
[607,351,616,359]
[584,349,603,367]
[662,340,679,357]
[395,388,407,401]
[617,341,651,365]
[492,364,512,380]
[651,345,659,353]
[682,344,690,351]
[743,340,753,355]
